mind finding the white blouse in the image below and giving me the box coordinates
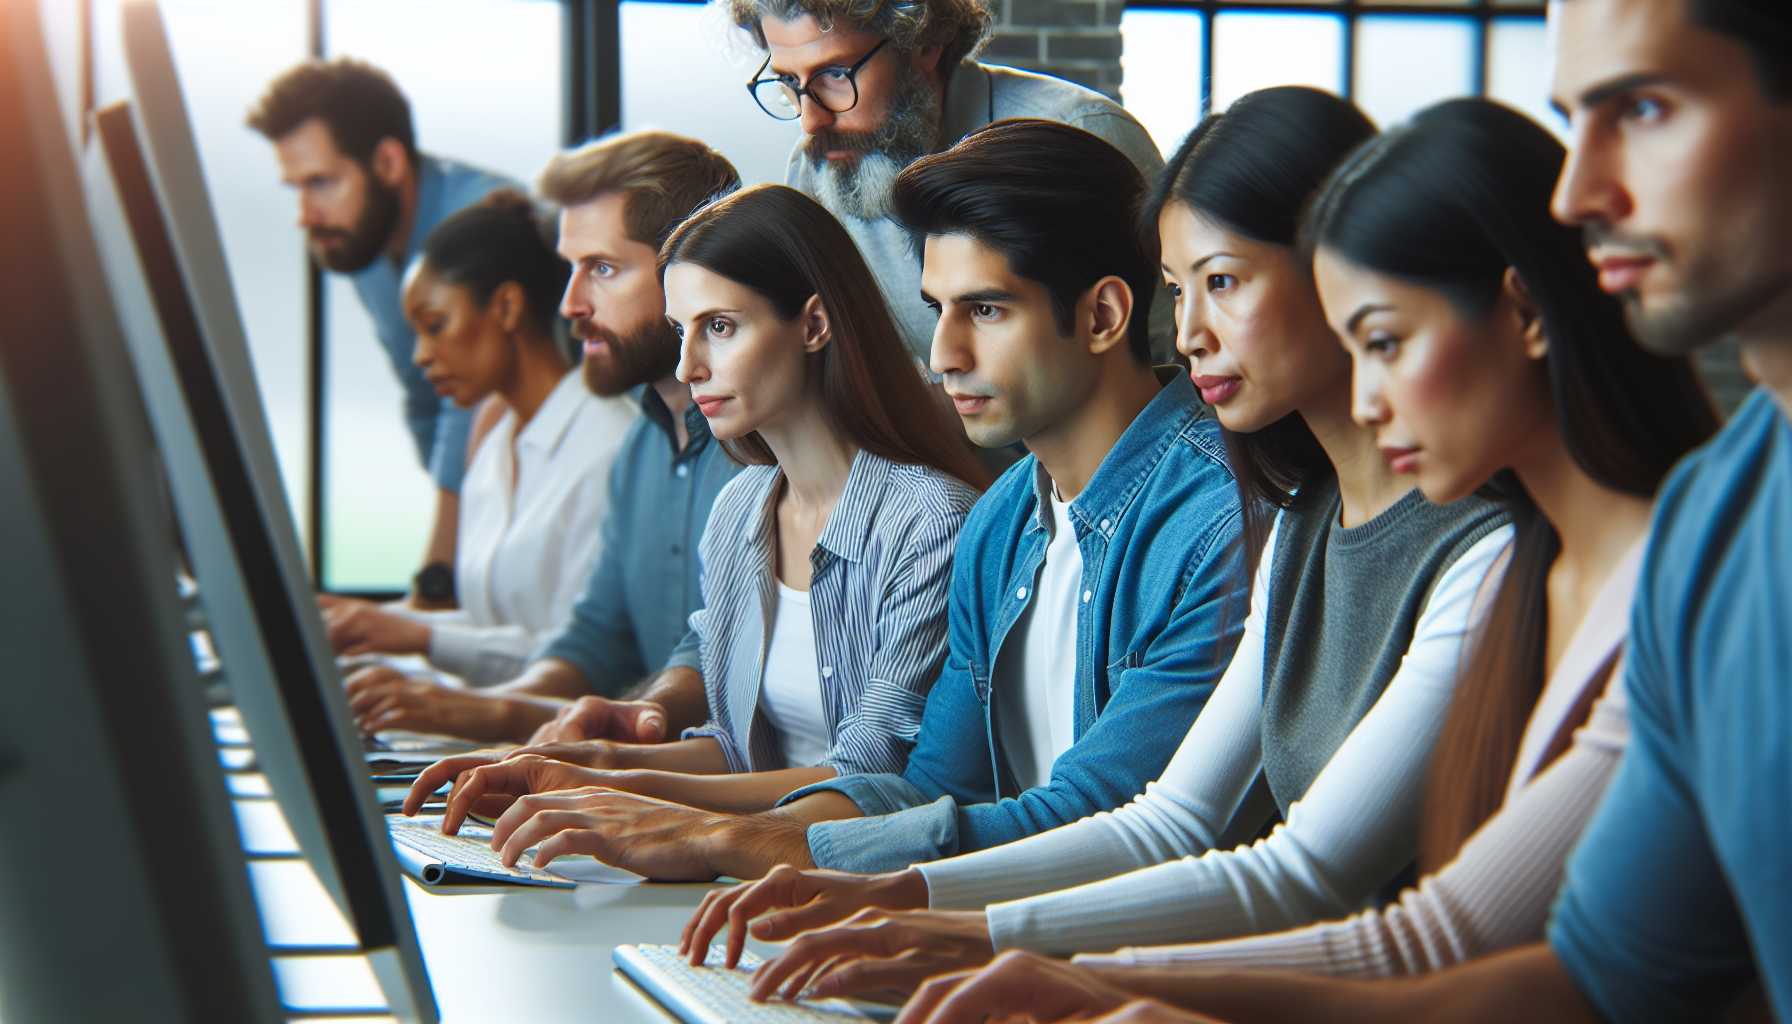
[410,370,636,686]
[915,513,1514,956]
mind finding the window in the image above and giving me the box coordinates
[318,0,564,591]
[1120,1,1551,157]
[619,0,802,186]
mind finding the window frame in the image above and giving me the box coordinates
[1122,0,1545,119]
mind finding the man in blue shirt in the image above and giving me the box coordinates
[436,120,1247,883]
[249,59,512,588]
[1530,0,1792,1017]
[340,132,744,742]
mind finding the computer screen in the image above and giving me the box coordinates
[0,0,281,1018]
[78,2,438,1019]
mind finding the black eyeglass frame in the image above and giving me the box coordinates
[746,38,891,121]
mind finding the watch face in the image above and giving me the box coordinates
[415,562,455,602]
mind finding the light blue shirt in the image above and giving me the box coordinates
[535,387,740,693]
[347,153,514,493]
[1549,389,1792,1021]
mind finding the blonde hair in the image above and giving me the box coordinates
[723,0,993,71]
[536,131,741,248]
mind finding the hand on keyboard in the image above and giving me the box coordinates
[616,943,887,1023]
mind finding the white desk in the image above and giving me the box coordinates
[241,794,779,1022]
[406,875,734,1022]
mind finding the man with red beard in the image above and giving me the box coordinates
[341,132,746,744]
[249,60,513,592]
[728,0,1170,366]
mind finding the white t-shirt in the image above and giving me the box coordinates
[760,581,831,767]
[995,493,1083,791]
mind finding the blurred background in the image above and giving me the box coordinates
[41,0,1747,594]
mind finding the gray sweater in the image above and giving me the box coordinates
[1259,474,1509,812]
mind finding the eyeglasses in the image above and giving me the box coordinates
[747,39,890,122]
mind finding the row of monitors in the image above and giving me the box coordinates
[2,1,436,1019]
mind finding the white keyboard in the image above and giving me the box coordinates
[387,819,573,888]
[613,943,893,1023]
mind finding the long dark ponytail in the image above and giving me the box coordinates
[1305,98,1720,871]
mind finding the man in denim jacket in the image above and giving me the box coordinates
[448,120,1247,884]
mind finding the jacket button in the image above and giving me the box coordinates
[1099,518,1111,532]
[1016,587,1028,600]
[1082,590,1092,603]
[821,666,834,679]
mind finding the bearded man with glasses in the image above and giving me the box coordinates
[732,0,1169,367]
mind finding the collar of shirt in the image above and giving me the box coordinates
[738,448,896,571]
[940,60,995,146]
[1026,368,1212,544]
[635,382,715,461]
[513,368,589,459]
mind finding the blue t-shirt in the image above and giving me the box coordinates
[1549,388,1792,1021]
[348,153,514,493]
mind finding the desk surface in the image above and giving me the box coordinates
[408,872,736,1022]
[243,794,775,1023]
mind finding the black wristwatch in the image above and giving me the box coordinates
[412,561,456,603]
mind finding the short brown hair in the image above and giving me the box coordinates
[536,131,741,249]
[246,58,415,166]
[726,0,993,73]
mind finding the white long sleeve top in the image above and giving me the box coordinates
[916,514,1514,956]
[1074,537,1644,976]
[404,370,636,686]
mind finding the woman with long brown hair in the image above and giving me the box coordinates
[409,183,988,830]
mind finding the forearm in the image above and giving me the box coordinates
[618,766,837,815]
[420,487,458,571]
[474,693,568,743]
[603,738,732,776]
[1080,944,1597,1024]
[697,805,846,879]
[625,666,709,734]
[493,657,590,700]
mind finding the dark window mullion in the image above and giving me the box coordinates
[1200,7,1215,117]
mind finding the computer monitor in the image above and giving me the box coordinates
[77,2,437,1020]
[0,1,281,1019]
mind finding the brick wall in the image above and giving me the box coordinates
[981,0,1126,99]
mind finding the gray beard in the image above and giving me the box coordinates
[812,149,908,221]
[805,65,941,222]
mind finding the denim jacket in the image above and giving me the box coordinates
[780,371,1248,871]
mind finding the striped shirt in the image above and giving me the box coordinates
[682,450,979,776]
